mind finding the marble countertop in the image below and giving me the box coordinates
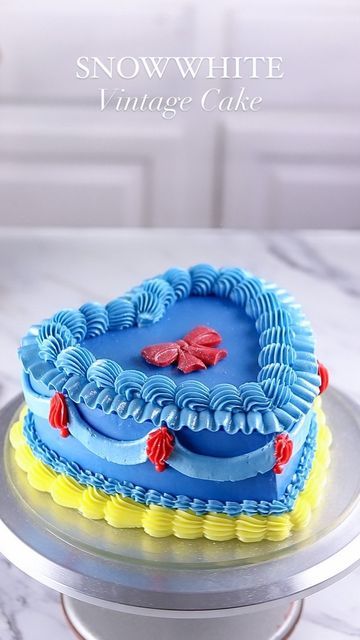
[0,228,359,639]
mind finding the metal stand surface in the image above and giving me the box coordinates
[60,595,303,640]
[0,390,359,639]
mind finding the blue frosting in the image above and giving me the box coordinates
[22,409,318,516]
[19,265,320,436]
[67,404,277,481]
[56,346,95,376]
[51,309,87,341]
[213,267,247,297]
[142,278,176,308]
[163,268,191,299]
[79,303,109,337]
[114,370,147,399]
[140,375,176,406]
[22,376,311,482]
[37,322,76,362]
[106,298,136,330]
[87,359,123,388]
[67,403,148,466]
[83,296,259,387]
[189,264,218,295]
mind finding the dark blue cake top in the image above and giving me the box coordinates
[18,264,321,434]
[82,296,260,386]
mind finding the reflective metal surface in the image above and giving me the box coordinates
[0,389,359,611]
[61,595,303,639]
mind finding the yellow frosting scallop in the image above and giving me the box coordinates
[9,399,331,542]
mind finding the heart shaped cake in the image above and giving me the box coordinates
[12,264,331,542]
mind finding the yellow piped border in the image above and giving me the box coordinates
[9,399,331,542]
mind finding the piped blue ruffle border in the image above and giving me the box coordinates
[18,265,320,434]
[23,409,318,516]
[22,372,312,483]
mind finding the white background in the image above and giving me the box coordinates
[0,0,359,228]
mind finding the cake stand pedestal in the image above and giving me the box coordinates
[60,595,303,640]
[1,390,360,640]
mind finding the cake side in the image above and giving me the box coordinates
[21,369,317,505]
[9,398,331,541]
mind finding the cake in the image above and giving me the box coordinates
[11,264,331,542]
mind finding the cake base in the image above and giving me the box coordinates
[8,398,331,542]
[61,594,303,640]
[1,389,360,614]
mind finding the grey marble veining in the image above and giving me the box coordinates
[0,229,359,639]
[0,556,70,640]
[266,233,360,298]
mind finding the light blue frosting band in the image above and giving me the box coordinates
[68,406,148,466]
[168,413,309,481]
[22,408,319,517]
[23,372,311,482]
[170,439,274,481]
[68,404,278,480]
[22,372,49,419]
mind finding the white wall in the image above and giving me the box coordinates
[0,0,359,228]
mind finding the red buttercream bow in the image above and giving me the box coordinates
[141,325,228,374]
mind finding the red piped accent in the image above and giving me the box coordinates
[146,426,174,472]
[49,393,70,438]
[141,342,179,368]
[273,433,293,474]
[141,325,227,374]
[318,361,329,394]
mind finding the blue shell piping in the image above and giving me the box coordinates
[22,409,318,516]
[22,372,312,482]
[18,265,320,434]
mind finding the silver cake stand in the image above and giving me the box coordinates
[0,389,360,640]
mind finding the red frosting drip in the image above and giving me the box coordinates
[318,361,329,394]
[146,426,175,472]
[141,325,227,374]
[49,392,70,438]
[273,433,293,474]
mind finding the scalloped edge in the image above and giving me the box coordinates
[9,403,331,542]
